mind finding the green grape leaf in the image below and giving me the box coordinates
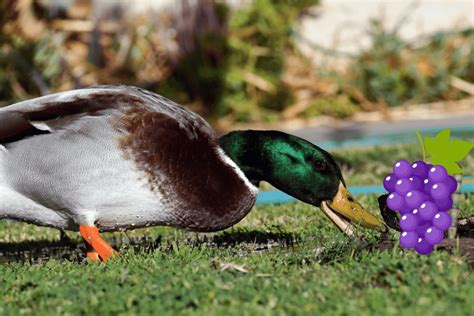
[424,129,474,175]
[430,158,463,175]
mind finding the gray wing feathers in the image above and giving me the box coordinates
[0,85,215,145]
[0,86,122,113]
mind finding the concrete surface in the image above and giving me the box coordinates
[298,0,474,69]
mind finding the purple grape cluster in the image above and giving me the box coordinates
[383,160,456,255]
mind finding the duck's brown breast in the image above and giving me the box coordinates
[117,108,258,232]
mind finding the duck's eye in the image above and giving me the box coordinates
[283,153,299,164]
[311,158,327,171]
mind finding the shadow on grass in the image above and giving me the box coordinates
[2,227,472,266]
[0,229,300,264]
[210,230,299,248]
[0,239,84,264]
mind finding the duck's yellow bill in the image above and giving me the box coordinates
[321,182,387,236]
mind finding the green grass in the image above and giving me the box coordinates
[1,140,473,315]
[1,194,473,315]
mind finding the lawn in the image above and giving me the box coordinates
[1,141,473,315]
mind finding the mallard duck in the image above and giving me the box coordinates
[0,85,386,262]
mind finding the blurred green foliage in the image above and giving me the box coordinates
[1,0,472,123]
[351,21,474,107]
[157,2,230,116]
[159,0,319,122]
[303,96,357,119]
[0,31,62,102]
[0,0,64,104]
[222,0,319,121]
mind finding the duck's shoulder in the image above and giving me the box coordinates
[116,85,215,140]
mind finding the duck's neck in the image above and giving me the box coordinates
[219,131,268,187]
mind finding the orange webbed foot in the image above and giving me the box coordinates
[85,243,101,263]
[80,225,117,262]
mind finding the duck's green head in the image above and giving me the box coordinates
[219,130,387,234]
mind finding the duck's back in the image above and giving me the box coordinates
[0,86,257,232]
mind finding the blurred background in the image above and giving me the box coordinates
[0,0,473,134]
